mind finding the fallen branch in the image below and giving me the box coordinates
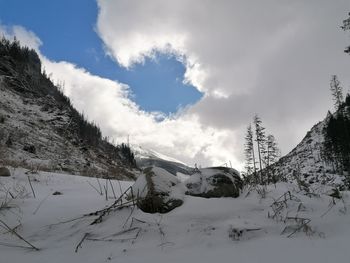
[86,180,102,196]
[96,178,103,195]
[75,233,89,253]
[104,185,108,201]
[157,242,175,248]
[122,205,136,228]
[1,223,22,234]
[0,241,34,250]
[229,227,262,241]
[281,217,312,238]
[27,176,36,198]
[86,186,135,225]
[0,219,39,251]
[117,180,123,204]
[86,227,142,243]
[320,198,338,218]
[89,201,135,225]
[44,215,86,228]
[33,193,50,215]
[108,179,116,199]
[130,217,149,228]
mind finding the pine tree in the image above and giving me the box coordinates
[265,134,280,183]
[244,124,257,178]
[265,135,279,166]
[322,98,350,176]
[330,75,344,111]
[253,115,266,184]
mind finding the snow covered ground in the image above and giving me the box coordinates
[1,168,350,263]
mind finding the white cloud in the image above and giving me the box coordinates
[96,0,350,157]
[0,25,42,50]
[43,58,242,167]
[0,24,243,169]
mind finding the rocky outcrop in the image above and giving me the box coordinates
[132,167,184,213]
[185,167,243,198]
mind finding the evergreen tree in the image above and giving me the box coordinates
[265,134,280,183]
[244,115,281,184]
[244,124,257,178]
[253,114,266,183]
[330,75,344,111]
[322,95,350,177]
[118,143,136,167]
[265,134,279,167]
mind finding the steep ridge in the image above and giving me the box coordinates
[270,115,344,186]
[0,38,136,179]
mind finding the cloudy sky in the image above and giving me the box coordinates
[1,0,350,170]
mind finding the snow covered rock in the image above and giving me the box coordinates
[131,167,184,213]
[185,167,243,198]
[0,167,11,177]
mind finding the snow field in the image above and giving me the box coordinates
[1,168,350,263]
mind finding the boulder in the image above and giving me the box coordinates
[23,144,36,154]
[0,167,11,177]
[185,167,243,198]
[131,167,184,213]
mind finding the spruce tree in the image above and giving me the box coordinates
[323,94,350,177]
[265,134,280,183]
[330,75,344,111]
[265,135,279,166]
[253,115,266,184]
[244,124,257,179]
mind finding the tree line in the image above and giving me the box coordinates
[322,76,350,182]
[242,12,350,186]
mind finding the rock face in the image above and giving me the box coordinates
[185,167,243,198]
[131,167,184,213]
[0,167,11,177]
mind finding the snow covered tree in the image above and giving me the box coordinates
[330,75,344,111]
[253,115,266,183]
[265,135,280,167]
[264,134,280,183]
[244,124,257,177]
[322,94,350,184]
[244,115,281,184]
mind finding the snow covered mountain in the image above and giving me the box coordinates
[132,145,194,176]
[0,39,136,179]
[270,114,344,187]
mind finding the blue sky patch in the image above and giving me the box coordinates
[0,0,202,114]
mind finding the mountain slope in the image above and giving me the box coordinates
[132,145,194,176]
[0,38,136,179]
[270,115,344,187]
